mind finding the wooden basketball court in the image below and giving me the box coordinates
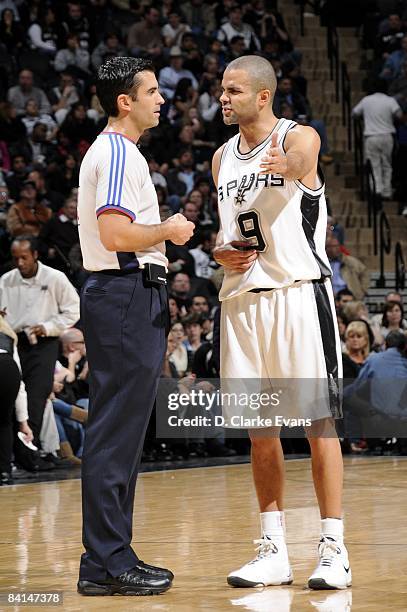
[1,456,406,611]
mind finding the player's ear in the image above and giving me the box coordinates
[258,89,271,108]
[117,93,132,114]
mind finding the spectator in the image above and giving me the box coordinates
[376,13,406,58]
[0,235,80,456]
[168,323,191,376]
[91,31,127,71]
[27,6,59,56]
[189,230,218,278]
[171,272,192,310]
[380,33,407,80]
[21,99,57,140]
[0,8,24,53]
[190,295,210,315]
[21,122,58,167]
[6,181,51,238]
[169,297,182,323]
[61,1,91,50]
[7,69,51,116]
[352,80,402,199]
[60,103,97,149]
[127,5,162,58]
[39,196,79,274]
[182,312,203,354]
[344,332,407,444]
[388,60,407,101]
[0,102,26,147]
[370,291,406,331]
[326,236,370,300]
[48,72,82,127]
[159,46,199,102]
[342,319,373,453]
[342,300,370,324]
[335,288,355,310]
[343,320,372,376]
[0,312,32,485]
[379,300,407,341]
[162,11,191,48]
[168,77,199,124]
[26,169,64,213]
[167,148,197,196]
[58,327,89,401]
[225,34,247,62]
[181,0,215,36]
[273,77,310,117]
[54,32,90,76]
[217,5,261,52]
[5,153,28,201]
[0,1,18,22]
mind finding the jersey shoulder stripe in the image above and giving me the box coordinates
[106,133,127,208]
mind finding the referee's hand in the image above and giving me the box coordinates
[213,241,258,273]
[164,213,195,245]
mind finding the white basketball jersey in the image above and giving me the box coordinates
[217,118,332,301]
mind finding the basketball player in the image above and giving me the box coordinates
[77,57,194,596]
[212,56,351,590]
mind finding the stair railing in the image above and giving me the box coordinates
[395,242,406,292]
[377,212,392,287]
[353,116,364,198]
[341,62,352,151]
[327,23,340,103]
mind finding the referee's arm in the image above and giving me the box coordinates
[98,211,194,250]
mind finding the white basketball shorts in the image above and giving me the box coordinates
[220,279,342,423]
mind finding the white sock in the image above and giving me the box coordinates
[260,511,286,543]
[321,517,344,544]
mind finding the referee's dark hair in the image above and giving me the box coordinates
[12,235,39,254]
[96,57,155,117]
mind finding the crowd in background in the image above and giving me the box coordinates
[354,0,407,210]
[0,0,406,482]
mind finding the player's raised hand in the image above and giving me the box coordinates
[259,132,288,176]
[214,241,258,273]
[164,213,195,245]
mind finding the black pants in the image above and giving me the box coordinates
[0,354,21,472]
[79,271,167,581]
[17,335,59,448]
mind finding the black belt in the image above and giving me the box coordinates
[94,264,167,286]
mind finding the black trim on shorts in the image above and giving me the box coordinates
[313,280,342,419]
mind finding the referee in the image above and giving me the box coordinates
[77,57,194,597]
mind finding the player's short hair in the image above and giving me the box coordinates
[225,55,277,104]
[96,57,155,117]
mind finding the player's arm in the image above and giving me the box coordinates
[259,125,321,182]
[98,212,194,251]
[211,145,258,273]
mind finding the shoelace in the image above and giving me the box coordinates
[249,538,279,563]
[318,537,341,568]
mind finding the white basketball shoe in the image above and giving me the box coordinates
[227,535,293,588]
[308,536,352,590]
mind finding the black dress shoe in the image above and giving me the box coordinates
[135,560,174,581]
[77,568,171,596]
[0,472,13,485]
